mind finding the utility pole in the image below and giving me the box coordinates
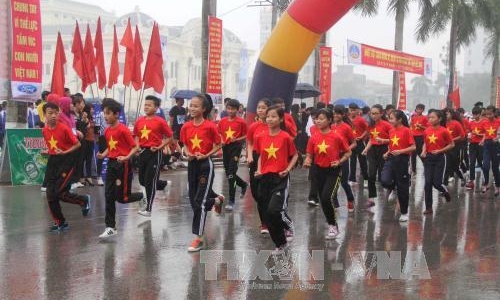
[201,0,217,94]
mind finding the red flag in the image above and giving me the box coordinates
[449,88,461,109]
[82,24,97,92]
[132,25,144,91]
[108,25,119,89]
[71,21,84,84]
[94,17,106,90]
[51,32,66,97]
[143,23,164,93]
[120,18,134,86]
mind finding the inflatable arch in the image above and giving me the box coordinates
[246,0,359,123]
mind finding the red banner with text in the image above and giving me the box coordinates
[398,72,406,110]
[319,46,332,104]
[10,0,42,101]
[348,40,432,77]
[206,16,222,95]
[496,77,500,108]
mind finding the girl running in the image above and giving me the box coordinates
[466,106,485,190]
[421,109,454,215]
[181,94,224,252]
[443,108,466,186]
[362,104,392,207]
[304,109,351,238]
[479,106,500,195]
[246,98,271,234]
[381,110,415,222]
[254,105,298,254]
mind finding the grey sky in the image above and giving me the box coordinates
[80,0,458,85]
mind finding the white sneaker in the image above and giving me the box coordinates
[41,186,47,192]
[399,214,409,222]
[364,181,368,188]
[285,229,294,242]
[326,225,339,239]
[388,190,397,202]
[225,204,234,211]
[272,244,288,255]
[99,227,117,238]
[140,196,147,210]
[138,210,151,217]
[348,181,358,186]
[97,177,104,186]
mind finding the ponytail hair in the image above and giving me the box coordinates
[391,110,409,127]
[193,94,212,119]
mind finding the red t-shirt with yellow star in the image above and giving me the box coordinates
[468,119,484,144]
[246,120,267,145]
[254,130,296,175]
[424,126,453,152]
[368,120,392,145]
[482,118,500,140]
[351,116,368,139]
[42,122,78,155]
[331,122,354,145]
[180,119,221,155]
[284,113,297,138]
[410,114,428,137]
[307,130,349,168]
[133,115,173,148]
[388,126,415,154]
[105,124,136,158]
[461,118,470,134]
[217,116,247,144]
[446,120,465,140]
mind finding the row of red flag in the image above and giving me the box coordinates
[51,17,165,97]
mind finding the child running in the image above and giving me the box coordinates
[479,105,500,196]
[134,95,173,217]
[254,105,298,254]
[421,109,453,215]
[410,104,428,175]
[465,106,484,190]
[247,98,271,234]
[381,110,415,222]
[97,98,144,238]
[304,108,351,239]
[181,94,224,252]
[443,108,466,186]
[348,103,369,185]
[217,98,248,211]
[41,102,90,232]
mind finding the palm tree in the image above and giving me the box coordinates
[411,75,433,96]
[476,0,500,106]
[355,1,416,107]
[416,0,480,108]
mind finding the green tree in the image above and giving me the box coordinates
[355,0,417,107]
[411,75,433,96]
[416,0,480,108]
[477,0,500,106]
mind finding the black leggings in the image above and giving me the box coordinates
[315,166,341,226]
[367,144,388,198]
[423,154,448,210]
[81,139,95,178]
[381,155,410,214]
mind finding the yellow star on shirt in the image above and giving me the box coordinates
[370,128,380,139]
[486,126,496,136]
[414,122,421,130]
[48,135,58,150]
[448,128,453,135]
[264,142,279,159]
[352,129,357,135]
[225,127,236,140]
[317,140,330,154]
[473,127,481,135]
[108,136,118,150]
[428,133,438,144]
[140,124,152,140]
[391,135,400,146]
[190,134,203,151]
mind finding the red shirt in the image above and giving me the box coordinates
[468,119,484,144]
[331,122,354,145]
[42,122,78,155]
[284,113,297,138]
[310,125,319,136]
[368,120,392,145]
[351,116,368,139]
[410,114,428,137]
[307,130,349,168]
[461,118,470,134]
[254,130,296,175]
[246,120,267,145]
[446,120,465,140]
[217,116,247,144]
[482,119,500,140]
[424,126,453,152]
[388,126,415,154]
[180,119,221,155]
[134,115,173,147]
[105,124,136,158]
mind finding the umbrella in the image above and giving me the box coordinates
[333,98,367,108]
[294,83,322,99]
[170,89,199,99]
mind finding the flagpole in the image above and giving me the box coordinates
[135,83,145,122]
[104,86,108,98]
[89,83,96,99]
[126,86,132,125]
[95,83,100,100]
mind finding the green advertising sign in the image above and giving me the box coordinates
[6,129,47,185]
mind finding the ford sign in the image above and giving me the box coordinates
[17,84,38,94]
